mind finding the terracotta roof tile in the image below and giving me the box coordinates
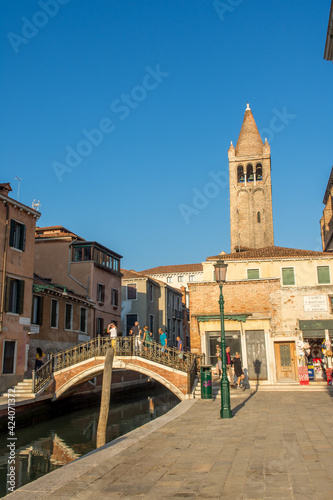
[121,269,181,294]
[206,246,333,261]
[141,263,203,274]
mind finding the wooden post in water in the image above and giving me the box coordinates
[96,347,114,448]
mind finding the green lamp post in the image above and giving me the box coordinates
[214,258,233,419]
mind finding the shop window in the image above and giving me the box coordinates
[317,266,330,284]
[282,267,295,285]
[127,284,137,300]
[50,299,59,328]
[65,303,73,330]
[247,269,260,280]
[3,341,16,374]
[9,220,26,251]
[32,295,43,325]
[5,277,24,314]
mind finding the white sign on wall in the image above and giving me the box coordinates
[19,317,30,325]
[303,295,328,312]
[78,334,90,342]
[30,325,40,334]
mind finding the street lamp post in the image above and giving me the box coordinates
[214,258,233,419]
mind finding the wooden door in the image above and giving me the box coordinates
[274,342,298,382]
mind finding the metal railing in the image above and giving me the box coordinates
[32,336,202,394]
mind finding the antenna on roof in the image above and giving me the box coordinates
[32,199,41,211]
[15,176,22,201]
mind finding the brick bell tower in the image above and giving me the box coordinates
[228,103,274,252]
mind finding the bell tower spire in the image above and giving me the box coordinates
[228,104,274,252]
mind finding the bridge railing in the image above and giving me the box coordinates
[32,336,203,393]
[33,358,53,393]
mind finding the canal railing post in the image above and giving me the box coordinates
[98,334,101,356]
[32,369,36,393]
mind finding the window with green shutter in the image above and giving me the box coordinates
[247,269,260,279]
[282,267,295,286]
[317,266,330,284]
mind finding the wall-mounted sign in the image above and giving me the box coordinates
[303,295,327,312]
[19,317,30,325]
[78,334,90,342]
[30,325,40,334]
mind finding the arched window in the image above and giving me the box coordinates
[257,211,261,223]
[237,165,245,183]
[247,164,254,182]
[256,163,262,181]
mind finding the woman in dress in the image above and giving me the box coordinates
[233,352,245,389]
[143,325,152,352]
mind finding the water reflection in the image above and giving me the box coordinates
[0,387,179,497]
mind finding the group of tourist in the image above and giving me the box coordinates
[107,321,184,359]
[215,344,246,390]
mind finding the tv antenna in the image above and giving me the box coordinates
[15,176,22,201]
[32,199,41,211]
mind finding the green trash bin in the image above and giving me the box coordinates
[200,365,212,399]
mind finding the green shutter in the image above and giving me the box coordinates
[282,268,295,285]
[247,269,260,279]
[317,266,330,284]
[18,280,25,314]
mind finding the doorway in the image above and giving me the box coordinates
[274,341,298,382]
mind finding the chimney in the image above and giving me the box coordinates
[0,183,12,197]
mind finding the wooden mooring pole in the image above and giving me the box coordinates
[96,347,114,448]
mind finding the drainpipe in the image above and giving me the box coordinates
[68,238,89,298]
[0,203,9,333]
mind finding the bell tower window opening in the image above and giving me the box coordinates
[256,163,262,181]
[247,164,254,182]
[257,212,261,223]
[237,165,245,183]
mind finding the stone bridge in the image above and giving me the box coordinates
[34,336,201,402]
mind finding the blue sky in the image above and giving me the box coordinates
[1,0,332,271]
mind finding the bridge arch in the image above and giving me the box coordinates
[53,358,187,401]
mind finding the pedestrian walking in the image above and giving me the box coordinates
[131,321,142,353]
[226,346,235,387]
[215,344,222,377]
[159,328,167,355]
[233,352,245,390]
[143,325,152,352]
[107,322,117,348]
[35,347,45,371]
[176,335,184,360]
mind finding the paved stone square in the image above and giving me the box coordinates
[5,389,333,499]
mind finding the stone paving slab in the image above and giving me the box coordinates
[3,389,333,499]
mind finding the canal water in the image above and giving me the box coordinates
[0,386,179,497]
